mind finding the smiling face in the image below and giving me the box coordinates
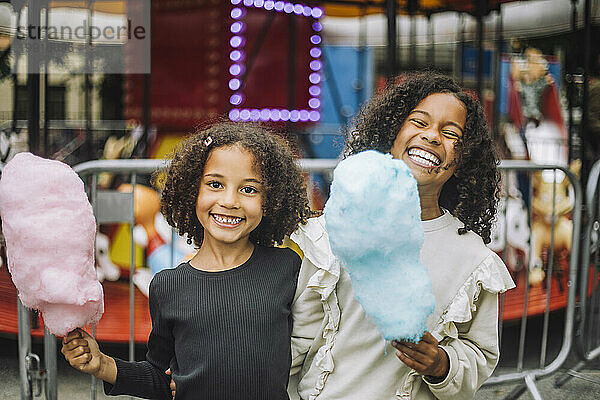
[390,92,466,197]
[195,145,264,247]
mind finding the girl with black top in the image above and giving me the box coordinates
[62,122,312,400]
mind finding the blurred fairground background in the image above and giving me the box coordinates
[1,1,600,399]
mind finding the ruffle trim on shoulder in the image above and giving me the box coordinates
[290,216,342,399]
[437,252,515,328]
[290,216,341,299]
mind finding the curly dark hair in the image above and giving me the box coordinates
[344,72,500,244]
[155,121,312,247]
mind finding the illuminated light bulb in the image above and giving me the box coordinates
[310,60,321,71]
[312,22,322,32]
[230,50,243,61]
[308,98,320,109]
[283,3,294,13]
[230,36,244,48]
[249,109,260,121]
[309,85,321,96]
[229,109,241,120]
[274,1,284,11]
[309,73,321,84]
[294,4,303,14]
[254,0,265,8]
[290,110,300,122]
[231,0,242,5]
[231,8,244,19]
[271,109,281,121]
[240,109,251,120]
[264,1,274,10]
[229,79,241,90]
[311,7,323,18]
[259,109,270,121]
[230,64,243,76]
[310,35,321,45]
[280,109,290,121]
[243,0,253,6]
[230,94,243,105]
[299,110,310,121]
[310,47,321,58]
[231,22,244,34]
[309,110,320,121]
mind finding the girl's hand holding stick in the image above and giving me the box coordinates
[61,328,117,384]
[392,331,449,380]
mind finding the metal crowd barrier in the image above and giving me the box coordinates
[482,161,582,400]
[555,159,600,387]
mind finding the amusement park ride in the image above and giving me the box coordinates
[0,0,597,343]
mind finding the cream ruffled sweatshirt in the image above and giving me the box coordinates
[288,212,515,400]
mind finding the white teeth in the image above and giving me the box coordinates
[409,155,436,167]
[213,215,242,225]
[408,148,441,166]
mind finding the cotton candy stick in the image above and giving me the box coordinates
[324,150,435,342]
[0,152,103,336]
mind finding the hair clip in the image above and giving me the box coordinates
[204,136,213,147]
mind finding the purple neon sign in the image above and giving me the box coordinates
[228,0,323,122]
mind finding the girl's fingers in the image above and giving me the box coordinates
[394,341,431,359]
[394,342,417,357]
[391,340,414,351]
[76,329,90,340]
[393,340,438,372]
[420,331,438,345]
[395,350,427,372]
[397,334,439,352]
[63,330,82,344]
[64,350,90,364]
[69,345,89,357]
[62,343,91,359]
[68,353,92,369]
[392,334,447,377]
[165,367,176,398]
[62,340,89,352]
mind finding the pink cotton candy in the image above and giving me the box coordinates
[0,152,103,336]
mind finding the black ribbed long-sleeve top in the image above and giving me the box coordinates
[104,245,301,400]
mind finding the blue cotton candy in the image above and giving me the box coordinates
[324,150,436,342]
